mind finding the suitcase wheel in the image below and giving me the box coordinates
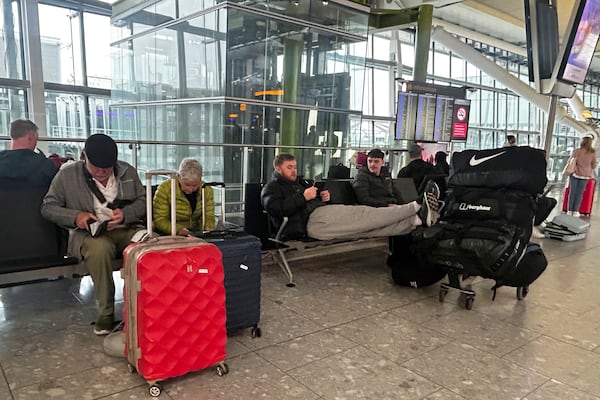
[149,384,162,397]
[216,362,229,377]
[438,288,449,303]
[251,327,262,338]
[465,296,474,310]
[516,286,529,300]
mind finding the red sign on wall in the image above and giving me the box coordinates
[451,100,471,141]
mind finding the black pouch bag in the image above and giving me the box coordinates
[492,243,547,288]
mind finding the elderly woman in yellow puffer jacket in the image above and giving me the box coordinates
[152,158,215,235]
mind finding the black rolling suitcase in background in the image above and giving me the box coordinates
[202,182,262,338]
[208,234,262,337]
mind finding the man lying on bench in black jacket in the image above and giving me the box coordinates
[261,152,442,242]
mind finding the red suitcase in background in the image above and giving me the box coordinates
[562,178,596,215]
[122,170,228,397]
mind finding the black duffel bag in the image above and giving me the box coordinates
[388,233,447,288]
[443,187,537,228]
[449,146,547,195]
[412,219,530,282]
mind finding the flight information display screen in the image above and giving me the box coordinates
[559,0,600,84]
[395,91,470,143]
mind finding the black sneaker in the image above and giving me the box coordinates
[419,182,441,227]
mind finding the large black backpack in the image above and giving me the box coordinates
[412,219,530,283]
[442,187,537,229]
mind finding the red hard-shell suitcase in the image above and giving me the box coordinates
[122,170,228,397]
[562,178,595,215]
[579,178,595,215]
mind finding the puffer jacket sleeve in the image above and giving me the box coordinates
[152,180,186,234]
[261,180,306,218]
[201,185,215,230]
[352,170,388,208]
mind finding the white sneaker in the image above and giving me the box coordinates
[573,211,581,217]
[531,226,545,239]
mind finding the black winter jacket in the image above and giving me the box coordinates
[261,173,324,240]
[397,159,436,191]
[0,149,58,187]
[352,167,401,207]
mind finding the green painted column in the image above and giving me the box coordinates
[280,37,303,155]
[413,4,433,82]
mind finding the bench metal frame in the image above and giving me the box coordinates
[267,217,387,287]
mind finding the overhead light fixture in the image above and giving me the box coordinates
[322,0,328,4]
[293,0,299,5]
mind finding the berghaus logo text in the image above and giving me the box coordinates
[459,203,492,211]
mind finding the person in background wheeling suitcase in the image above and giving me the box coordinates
[152,158,215,236]
[566,134,597,217]
[41,134,146,336]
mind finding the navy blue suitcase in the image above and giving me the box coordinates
[207,234,262,337]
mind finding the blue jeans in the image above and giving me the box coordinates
[567,176,588,212]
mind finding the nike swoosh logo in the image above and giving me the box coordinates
[469,151,506,166]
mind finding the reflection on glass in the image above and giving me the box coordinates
[84,13,112,89]
[39,4,83,85]
[0,0,23,80]
[45,92,86,138]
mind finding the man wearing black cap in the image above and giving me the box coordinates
[397,143,436,190]
[42,134,145,335]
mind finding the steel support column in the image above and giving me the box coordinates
[413,4,433,82]
[22,0,46,133]
[280,37,303,154]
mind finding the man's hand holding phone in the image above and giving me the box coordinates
[303,185,318,201]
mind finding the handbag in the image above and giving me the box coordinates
[563,157,576,176]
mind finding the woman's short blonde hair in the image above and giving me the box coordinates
[178,158,203,182]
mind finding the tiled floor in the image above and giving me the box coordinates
[2,215,600,399]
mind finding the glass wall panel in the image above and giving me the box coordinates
[38,4,84,85]
[0,86,25,122]
[435,52,450,79]
[0,87,26,136]
[0,0,23,80]
[466,61,480,84]
[450,53,465,80]
[496,92,506,129]
[84,13,112,89]
[45,92,86,138]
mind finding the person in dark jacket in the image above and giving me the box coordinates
[352,148,403,207]
[434,151,450,176]
[0,119,58,187]
[261,153,331,240]
[397,143,436,191]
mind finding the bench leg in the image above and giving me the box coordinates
[273,249,295,287]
